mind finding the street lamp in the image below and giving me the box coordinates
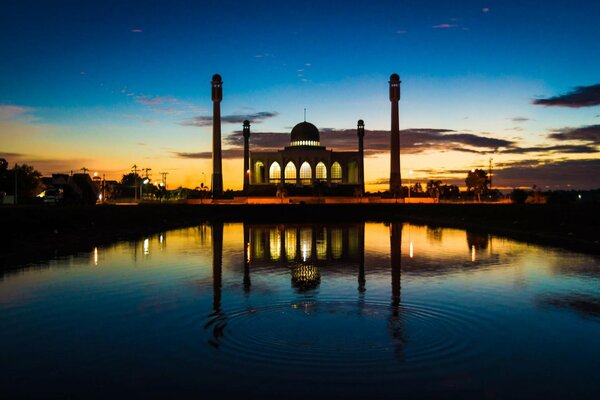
[141,178,149,201]
[408,170,413,199]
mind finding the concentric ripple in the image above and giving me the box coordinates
[202,299,505,377]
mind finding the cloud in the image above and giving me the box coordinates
[223,127,514,157]
[548,124,600,145]
[0,105,31,120]
[432,24,457,29]
[493,158,600,189]
[510,117,530,123]
[135,95,178,105]
[131,29,143,33]
[174,149,244,159]
[180,111,278,127]
[482,7,490,13]
[532,84,600,108]
[0,152,26,158]
[501,144,598,154]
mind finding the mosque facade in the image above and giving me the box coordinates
[245,120,365,195]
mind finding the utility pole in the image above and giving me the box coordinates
[489,157,493,191]
[102,174,106,203]
[160,172,168,189]
[142,168,152,179]
[14,163,18,205]
[132,164,139,201]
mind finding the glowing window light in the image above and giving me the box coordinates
[316,227,327,260]
[285,228,297,260]
[269,228,281,260]
[300,228,312,261]
[316,162,327,180]
[143,238,149,255]
[300,162,312,185]
[331,162,342,181]
[331,228,342,259]
[284,162,296,182]
[269,161,281,183]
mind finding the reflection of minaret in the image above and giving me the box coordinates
[211,74,223,198]
[357,119,365,195]
[206,221,226,348]
[389,222,405,360]
[390,222,402,312]
[212,222,224,312]
[243,120,251,193]
[358,222,366,293]
[243,223,251,293]
[389,73,402,196]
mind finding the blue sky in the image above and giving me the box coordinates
[1,0,599,189]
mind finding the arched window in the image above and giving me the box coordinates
[284,162,296,183]
[316,162,327,180]
[269,162,281,183]
[299,162,312,185]
[331,162,342,182]
[254,161,265,183]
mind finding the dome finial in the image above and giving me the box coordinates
[304,108,306,122]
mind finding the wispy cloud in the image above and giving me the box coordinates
[131,28,143,33]
[135,95,178,105]
[432,23,458,29]
[174,149,243,159]
[532,84,600,108]
[510,116,530,123]
[0,105,31,120]
[180,111,278,127]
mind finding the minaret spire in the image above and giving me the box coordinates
[389,73,402,197]
[357,119,365,195]
[243,120,251,193]
[211,74,223,197]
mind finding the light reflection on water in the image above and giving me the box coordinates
[1,222,600,399]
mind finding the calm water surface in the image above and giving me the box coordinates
[2,222,600,399]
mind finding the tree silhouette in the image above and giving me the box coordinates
[0,160,42,198]
[465,169,489,202]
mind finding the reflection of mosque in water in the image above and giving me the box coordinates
[246,223,365,291]
[208,221,404,356]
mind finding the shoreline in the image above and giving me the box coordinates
[1,203,598,269]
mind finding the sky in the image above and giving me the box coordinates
[1,0,599,191]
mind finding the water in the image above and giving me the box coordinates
[1,222,600,399]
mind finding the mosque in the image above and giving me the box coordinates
[244,119,365,196]
[209,73,401,197]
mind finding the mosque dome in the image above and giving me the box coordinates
[290,121,320,146]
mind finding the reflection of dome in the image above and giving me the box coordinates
[290,122,320,146]
[291,263,321,291]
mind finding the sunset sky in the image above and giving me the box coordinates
[1,0,599,191]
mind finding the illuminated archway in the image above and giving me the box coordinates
[316,162,327,180]
[269,162,281,183]
[331,162,342,182]
[300,162,312,185]
[284,162,297,183]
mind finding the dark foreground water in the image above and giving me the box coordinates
[1,222,600,399]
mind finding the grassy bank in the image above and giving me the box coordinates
[1,203,598,268]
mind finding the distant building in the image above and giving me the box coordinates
[41,173,98,205]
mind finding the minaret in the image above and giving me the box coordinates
[389,73,402,196]
[357,119,365,195]
[211,74,223,198]
[243,120,251,193]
